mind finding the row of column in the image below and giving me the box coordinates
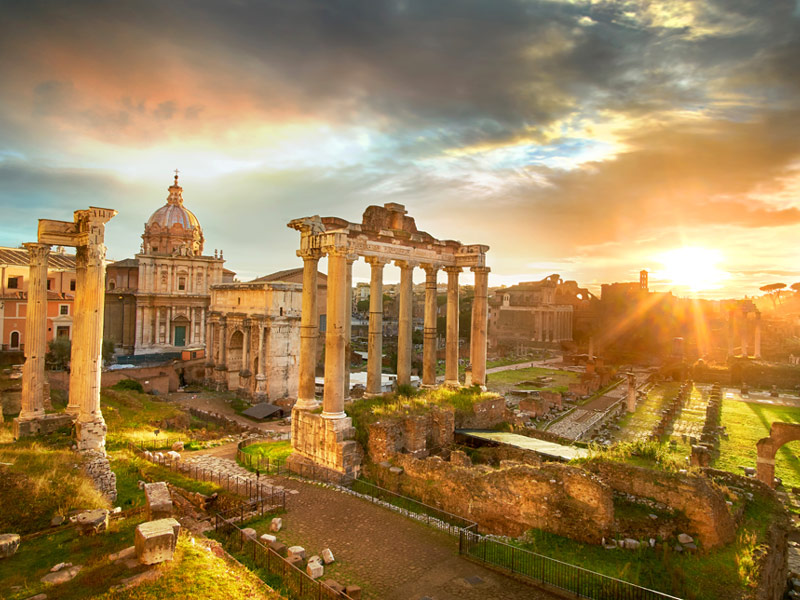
[294,247,490,420]
[134,305,206,349]
[206,316,269,381]
[531,309,572,342]
[17,239,111,451]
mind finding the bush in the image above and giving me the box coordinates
[46,337,71,370]
[112,379,145,393]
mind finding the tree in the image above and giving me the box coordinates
[102,339,116,366]
[46,338,71,370]
[791,282,800,293]
[356,299,370,313]
[760,283,786,309]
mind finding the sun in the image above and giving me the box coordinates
[656,247,729,292]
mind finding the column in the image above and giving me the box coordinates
[200,307,206,346]
[741,317,748,357]
[396,260,414,387]
[295,249,321,410]
[189,307,196,345]
[255,322,267,397]
[134,305,143,350]
[444,266,461,386]
[322,248,347,419]
[366,257,386,396]
[205,317,215,366]
[422,265,438,386]
[18,243,50,422]
[344,256,355,400]
[470,266,490,387]
[74,243,110,451]
[219,318,228,366]
[754,315,762,359]
[67,246,87,416]
[243,320,252,375]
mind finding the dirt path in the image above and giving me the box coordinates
[166,390,291,436]
[272,478,558,600]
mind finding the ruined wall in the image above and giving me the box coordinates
[454,397,509,429]
[367,407,455,463]
[585,461,736,548]
[375,455,614,543]
[289,408,362,477]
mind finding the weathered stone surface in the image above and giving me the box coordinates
[135,518,180,565]
[269,540,287,557]
[260,533,276,544]
[50,515,65,527]
[0,534,20,558]
[286,555,304,569]
[270,517,282,532]
[289,409,362,477]
[677,533,693,545]
[322,579,344,593]
[306,561,323,579]
[345,584,362,599]
[171,441,184,452]
[83,451,117,502]
[240,528,257,542]
[321,548,335,564]
[622,538,640,550]
[13,414,73,439]
[109,546,136,562]
[166,450,181,462]
[449,450,472,468]
[40,565,82,585]
[50,562,72,572]
[75,509,109,535]
[288,546,306,560]
[144,482,173,521]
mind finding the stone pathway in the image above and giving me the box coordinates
[268,477,558,600]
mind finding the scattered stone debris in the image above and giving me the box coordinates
[40,564,82,585]
[75,509,109,535]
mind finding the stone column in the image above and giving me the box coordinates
[754,315,762,359]
[74,242,110,452]
[200,307,206,346]
[470,266,490,387]
[67,246,87,416]
[366,257,386,396]
[255,322,267,398]
[396,260,414,387]
[215,317,228,389]
[18,243,50,422]
[189,307,196,345]
[741,316,748,358]
[344,256,356,400]
[295,249,322,410]
[444,266,461,386]
[322,248,348,419]
[422,265,438,387]
[134,305,143,350]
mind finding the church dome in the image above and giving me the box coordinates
[141,172,205,256]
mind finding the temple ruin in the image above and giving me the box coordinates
[286,203,489,477]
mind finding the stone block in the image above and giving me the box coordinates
[322,579,344,593]
[306,560,323,579]
[260,533,276,544]
[677,533,693,545]
[0,534,20,558]
[13,413,74,439]
[288,545,306,560]
[345,585,362,599]
[135,518,181,565]
[270,517,282,532]
[166,450,181,462]
[240,528,257,542]
[144,482,173,521]
[76,509,109,535]
[321,547,335,564]
[171,441,184,452]
[286,554,304,569]
[269,540,287,557]
[41,564,82,585]
[449,450,472,468]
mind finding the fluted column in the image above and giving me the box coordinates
[74,242,110,451]
[344,256,356,400]
[67,246,87,416]
[422,265,438,386]
[396,260,414,387]
[134,305,143,350]
[470,266,490,387]
[366,257,386,396]
[18,243,50,422]
[444,266,461,386]
[754,315,762,359]
[322,248,348,419]
[295,249,322,410]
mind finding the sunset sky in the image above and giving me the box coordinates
[1,0,799,298]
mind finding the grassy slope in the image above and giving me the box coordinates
[487,366,579,393]
[714,398,800,490]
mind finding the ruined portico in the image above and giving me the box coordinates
[286,203,489,476]
[14,207,117,453]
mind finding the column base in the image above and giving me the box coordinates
[294,397,321,411]
[443,379,461,388]
[363,391,385,399]
[66,404,81,417]
[290,408,362,478]
[76,417,108,453]
[321,411,347,420]
[13,413,74,440]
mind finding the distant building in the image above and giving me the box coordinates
[0,246,77,351]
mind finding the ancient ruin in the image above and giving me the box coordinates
[756,422,800,488]
[287,203,489,477]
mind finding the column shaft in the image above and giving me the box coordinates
[19,243,50,421]
[67,247,87,415]
[366,258,385,395]
[322,250,347,418]
[470,266,490,387]
[396,261,414,387]
[422,266,438,386]
[344,258,355,399]
[295,251,321,409]
[444,266,461,385]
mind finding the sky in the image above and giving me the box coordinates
[1,0,799,299]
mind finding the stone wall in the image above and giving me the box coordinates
[454,396,509,429]
[13,413,73,438]
[374,454,614,543]
[367,407,454,463]
[289,408,362,477]
[83,450,117,502]
[585,461,736,548]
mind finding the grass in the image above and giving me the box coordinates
[0,435,110,534]
[486,366,579,394]
[110,449,224,498]
[238,441,293,472]
[714,396,800,491]
[95,534,282,600]
[101,388,187,448]
[574,439,686,473]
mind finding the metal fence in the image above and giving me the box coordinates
[237,438,351,485]
[214,512,356,600]
[128,441,286,508]
[134,437,188,451]
[459,530,682,600]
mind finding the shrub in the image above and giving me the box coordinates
[112,379,145,393]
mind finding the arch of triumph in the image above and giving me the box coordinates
[286,203,489,478]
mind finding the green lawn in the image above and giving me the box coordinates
[486,366,579,394]
[239,441,293,464]
[714,397,800,490]
[615,383,680,441]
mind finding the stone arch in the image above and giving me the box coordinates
[227,329,244,372]
[756,421,800,487]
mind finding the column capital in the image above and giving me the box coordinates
[346,253,359,265]
[23,242,51,266]
[471,266,491,275]
[394,260,416,270]
[420,263,440,275]
[323,245,351,258]
[297,248,322,261]
[365,256,389,267]
[444,265,462,274]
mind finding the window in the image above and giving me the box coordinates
[108,280,116,290]
[178,277,186,291]
[56,326,70,339]
[8,277,19,289]
[70,279,76,291]
[47,279,53,290]
[10,331,20,349]
[60,305,69,316]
